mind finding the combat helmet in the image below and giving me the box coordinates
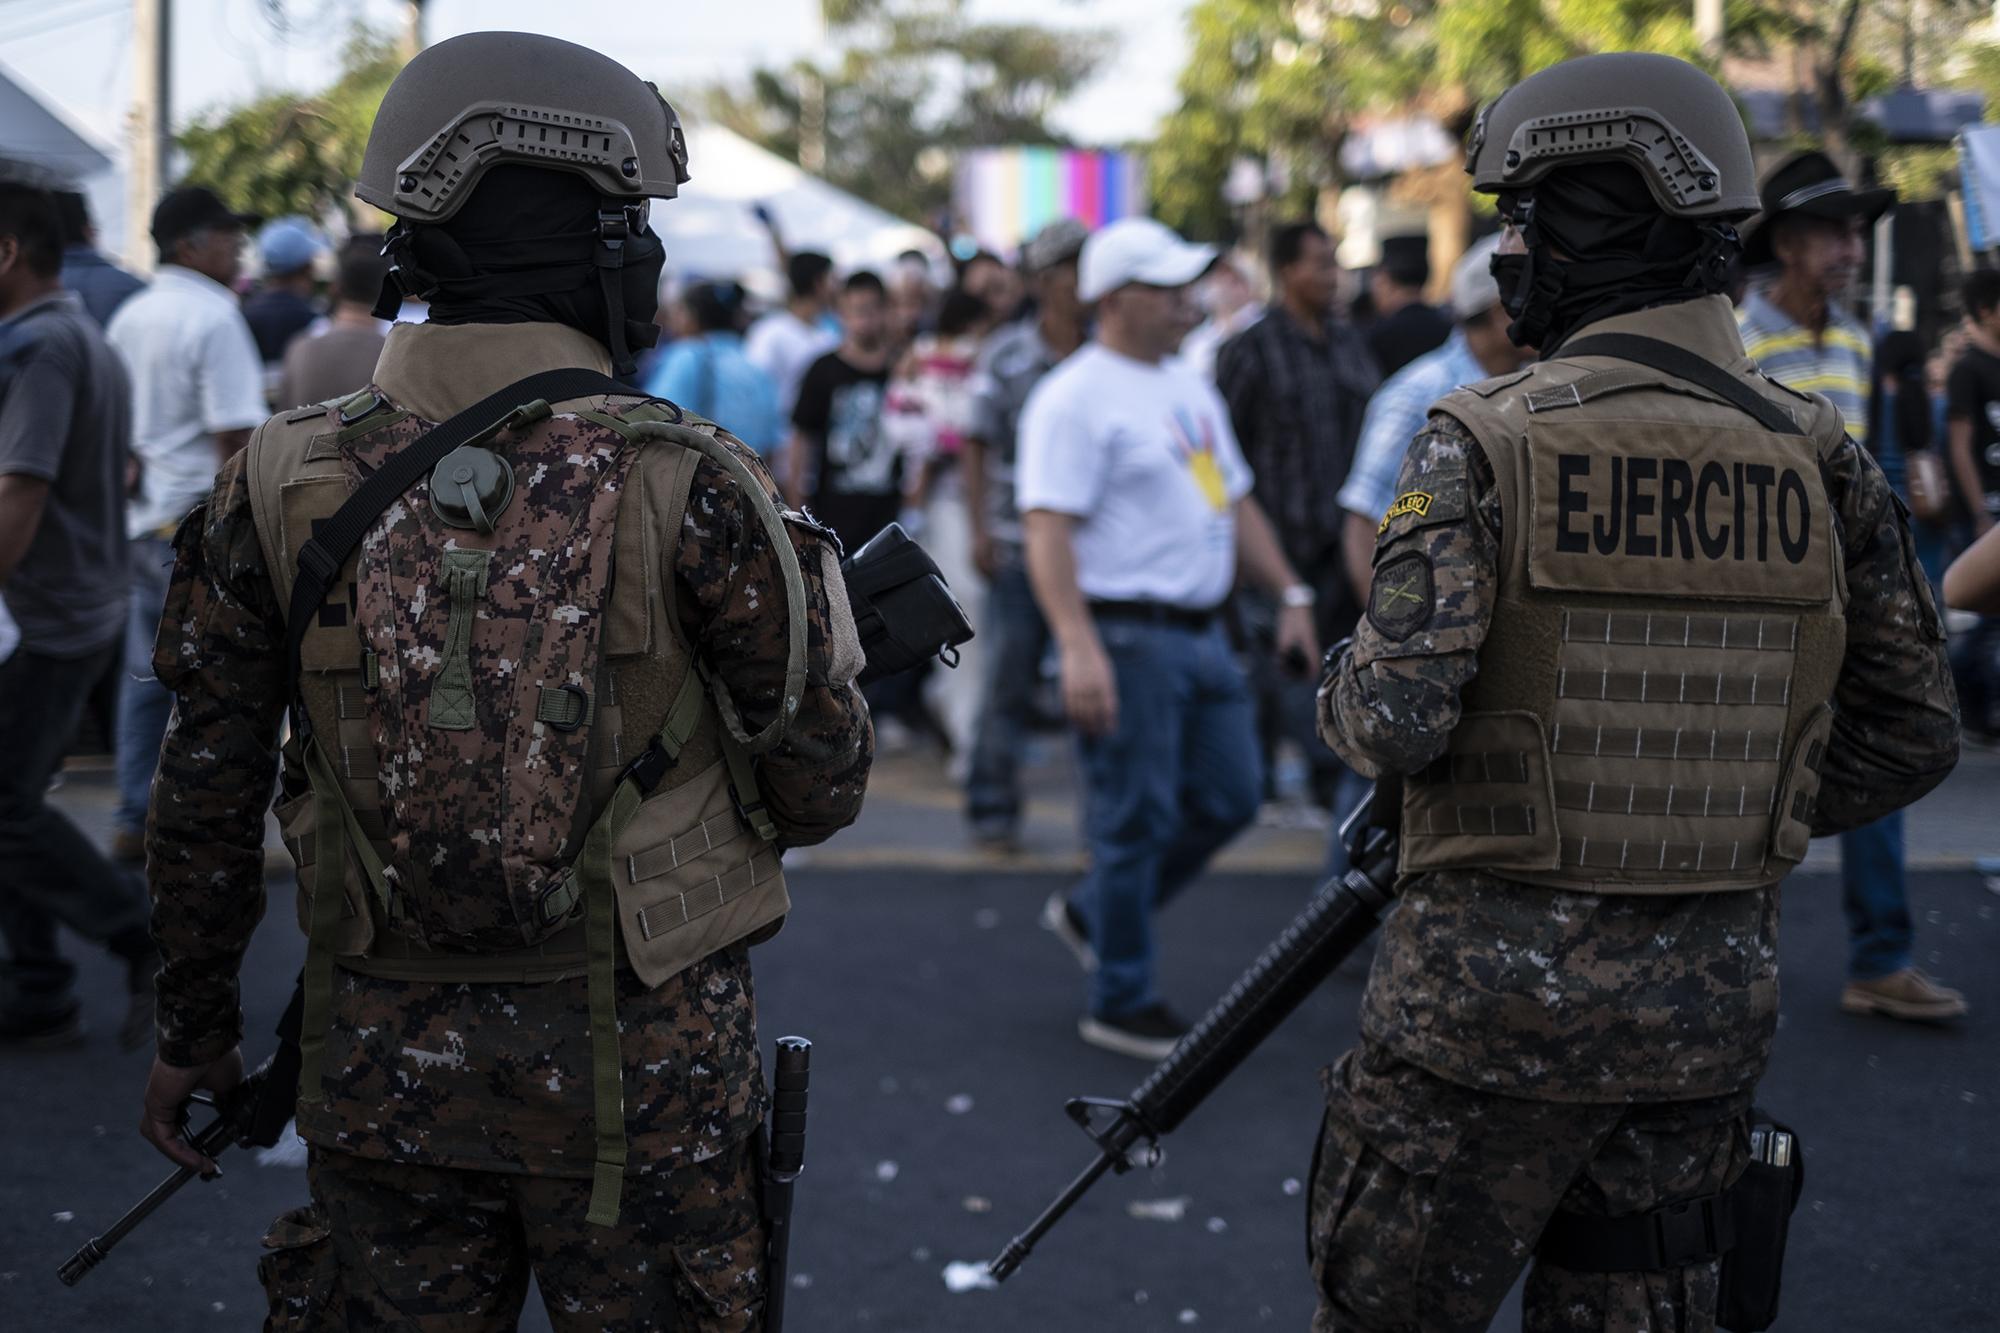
[356,30,691,374]
[1466,52,1757,220]
[356,29,689,222]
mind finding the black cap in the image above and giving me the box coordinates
[1740,151,1894,267]
[150,186,259,249]
[1379,233,1430,285]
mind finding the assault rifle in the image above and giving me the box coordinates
[989,784,1402,1283]
[58,985,304,1286]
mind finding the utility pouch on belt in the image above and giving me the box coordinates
[1716,1112,1804,1333]
[840,522,974,684]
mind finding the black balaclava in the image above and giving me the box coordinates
[1489,161,1740,352]
[376,164,665,377]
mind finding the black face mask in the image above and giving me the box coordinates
[1488,164,1740,352]
[378,164,665,377]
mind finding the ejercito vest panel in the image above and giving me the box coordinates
[1404,355,1848,893]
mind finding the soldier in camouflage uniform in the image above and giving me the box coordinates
[1311,54,1958,1331]
[135,33,871,1331]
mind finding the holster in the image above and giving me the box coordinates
[1716,1112,1805,1333]
[839,522,974,684]
[1534,1109,1803,1333]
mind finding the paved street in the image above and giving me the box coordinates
[3,753,1996,1331]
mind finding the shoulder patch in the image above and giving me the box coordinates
[1367,551,1434,641]
[1380,491,1434,532]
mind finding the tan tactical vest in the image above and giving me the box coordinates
[1401,354,1849,893]
[245,385,825,1224]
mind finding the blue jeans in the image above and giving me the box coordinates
[115,535,175,837]
[965,559,1051,827]
[1842,812,1912,981]
[1070,619,1262,1018]
[0,642,152,1014]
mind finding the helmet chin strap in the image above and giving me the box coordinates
[594,205,635,379]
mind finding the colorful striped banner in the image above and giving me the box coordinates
[955,147,1148,254]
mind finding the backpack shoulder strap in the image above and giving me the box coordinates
[579,407,809,757]
[1554,332,1806,437]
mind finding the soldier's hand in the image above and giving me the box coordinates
[139,1047,245,1177]
[1060,636,1119,737]
[1275,605,1320,680]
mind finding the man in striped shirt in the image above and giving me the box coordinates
[1737,150,1967,1023]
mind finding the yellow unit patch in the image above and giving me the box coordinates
[1379,491,1434,532]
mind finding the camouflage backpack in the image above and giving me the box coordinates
[245,368,817,1224]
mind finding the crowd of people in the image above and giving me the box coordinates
[1,138,1994,1058]
[0,174,396,1048]
[0,31,1989,1331]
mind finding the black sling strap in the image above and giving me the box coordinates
[283,367,647,686]
[1557,333,1807,438]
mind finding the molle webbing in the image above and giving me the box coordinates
[1409,345,1846,892]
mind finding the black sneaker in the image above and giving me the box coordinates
[1078,1003,1189,1062]
[0,1001,86,1050]
[1040,891,1096,971]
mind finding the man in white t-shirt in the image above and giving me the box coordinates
[104,187,267,858]
[745,250,840,420]
[1019,217,1320,1059]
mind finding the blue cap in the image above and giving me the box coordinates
[258,216,326,274]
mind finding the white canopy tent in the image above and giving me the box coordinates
[0,61,124,265]
[661,123,944,298]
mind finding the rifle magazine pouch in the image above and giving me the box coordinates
[839,522,974,684]
[1717,1112,1805,1333]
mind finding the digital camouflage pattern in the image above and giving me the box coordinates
[341,404,637,950]
[1319,405,1957,1101]
[261,1130,764,1330]
[1308,1043,1750,1333]
[291,943,762,1174]
[148,330,872,1175]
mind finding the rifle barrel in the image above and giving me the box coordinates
[56,1108,241,1286]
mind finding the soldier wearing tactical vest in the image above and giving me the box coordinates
[135,33,872,1329]
[1310,54,1958,1329]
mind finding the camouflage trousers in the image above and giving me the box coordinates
[259,1134,767,1331]
[1308,1043,1753,1333]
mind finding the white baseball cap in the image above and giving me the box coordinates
[1078,217,1217,302]
[1449,233,1506,321]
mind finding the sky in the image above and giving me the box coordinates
[0,0,1196,157]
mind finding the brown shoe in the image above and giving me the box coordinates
[110,829,146,866]
[1840,968,1968,1023]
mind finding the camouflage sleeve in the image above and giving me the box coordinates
[1318,412,1500,777]
[147,451,287,1067]
[1812,435,1959,833]
[674,438,872,848]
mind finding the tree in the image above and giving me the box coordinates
[705,0,1110,226]
[1149,0,1987,242]
[1153,0,1715,241]
[176,28,402,224]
